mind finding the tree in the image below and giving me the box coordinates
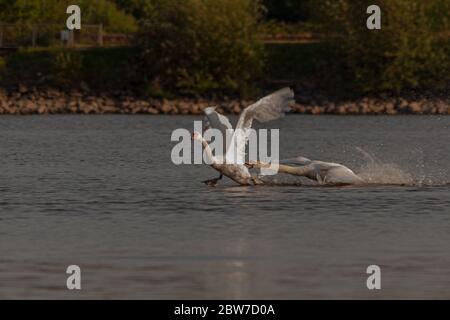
[136,0,264,97]
[112,0,155,20]
[317,0,450,92]
[263,0,312,22]
[0,0,137,33]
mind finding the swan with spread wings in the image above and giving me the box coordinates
[192,88,295,186]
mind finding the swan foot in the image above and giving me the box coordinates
[251,175,264,186]
[202,174,223,187]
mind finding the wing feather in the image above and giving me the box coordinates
[280,156,312,166]
[236,87,295,131]
[204,107,233,157]
[227,88,295,164]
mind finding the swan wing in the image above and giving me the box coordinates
[280,156,312,166]
[204,107,233,158]
[204,107,233,130]
[204,107,233,132]
[236,87,294,131]
[226,88,295,164]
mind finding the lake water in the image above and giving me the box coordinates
[0,115,449,299]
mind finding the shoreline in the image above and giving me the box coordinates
[1,87,449,115]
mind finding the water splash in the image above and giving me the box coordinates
[255,148,448,188]
[355,147,428,186]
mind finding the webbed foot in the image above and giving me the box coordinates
[202,174,223,187]
[251,174,264,186]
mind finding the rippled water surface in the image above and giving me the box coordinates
[0,115,449,299]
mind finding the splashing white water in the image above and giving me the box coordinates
[256,148,448,187]
[355,147,421,186]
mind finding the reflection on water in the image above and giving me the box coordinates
[0,115,449,299]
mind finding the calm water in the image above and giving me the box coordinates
[0,115,449,299]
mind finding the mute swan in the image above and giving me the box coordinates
[247,156,365,186]
[193,88,295,186]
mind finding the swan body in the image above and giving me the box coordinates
[214,163,254,185]
[250,157,364,186]
[192,132,254,185]
[195,88,295,186]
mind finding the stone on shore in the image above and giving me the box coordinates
[0,88,448,115]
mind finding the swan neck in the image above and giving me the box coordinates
[277,164,299,174]
[277,164,310,176]
[201,138,216,164]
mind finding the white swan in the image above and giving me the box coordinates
[193,88,295,186]
[248,156,365,186]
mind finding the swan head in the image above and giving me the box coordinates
[192,131,203,141]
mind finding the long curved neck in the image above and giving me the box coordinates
[201,138,216,165]
[277,164,311,176]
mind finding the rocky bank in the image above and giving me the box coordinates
[0,86,449,115]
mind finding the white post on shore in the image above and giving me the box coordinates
[69,29,74,47]
[32,25,38,47]
[98,24,103,47]
[0,23,3,47]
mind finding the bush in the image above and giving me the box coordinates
[0,0,137,33]
[0,47,140,91]
[136,0,264,97]
[79,0,138,33]
[113,0,156,20]
[263,0,313,22]
[0,57,5,81]
[317,0,450,93]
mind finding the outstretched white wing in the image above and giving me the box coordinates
[204,107,233,157]
[204,107,233,132]
[236,87,294,130]
[226,88,295,164]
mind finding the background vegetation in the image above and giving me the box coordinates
[317,0,450,94]
[263,0,313,23]
[136,0,264,97]
[0,0,449,98]
[1,47,139,91]
[0,0,137,32]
